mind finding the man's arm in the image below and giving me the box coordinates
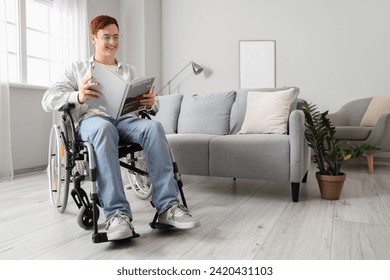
[41,65,81,112]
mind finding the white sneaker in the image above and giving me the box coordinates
[106,214,134,241]
[158,204,201,229]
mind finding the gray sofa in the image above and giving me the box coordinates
[152,87,311,202]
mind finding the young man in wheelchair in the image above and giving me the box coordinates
[42,15,200,241]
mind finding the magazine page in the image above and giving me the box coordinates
[120,76,155,116]
[88,63,129,119]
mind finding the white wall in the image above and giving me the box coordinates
[9,85,52,172]
[161,0,390,112]
[120,0,162,87]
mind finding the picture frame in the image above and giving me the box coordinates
[239,40,276,88]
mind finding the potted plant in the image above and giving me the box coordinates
[302,100,378,200]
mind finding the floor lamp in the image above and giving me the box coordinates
[157,61,203,95]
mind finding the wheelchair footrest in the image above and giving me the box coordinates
[92,232,108,243]
[92,231,140,243]
[149,222,174,230]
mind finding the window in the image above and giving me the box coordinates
[5,0,58,87]
[5,0,18,83]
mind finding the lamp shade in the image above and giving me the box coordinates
[191,62,203,75]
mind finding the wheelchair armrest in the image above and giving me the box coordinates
[139,109,156,119]
[59,103,76,113]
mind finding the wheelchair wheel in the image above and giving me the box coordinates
[128,172,153,199]
[77,205,99,230]
[48,125,70,213]
[125,151,153,200]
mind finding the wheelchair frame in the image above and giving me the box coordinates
[48,103,187,243]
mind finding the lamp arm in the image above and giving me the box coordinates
[157,62,192,95]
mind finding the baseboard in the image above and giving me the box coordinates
[0,171,14,180]
[14,165,47,176]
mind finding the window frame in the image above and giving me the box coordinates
[8,0,54,87]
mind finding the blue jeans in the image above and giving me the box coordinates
[77,115,179,220]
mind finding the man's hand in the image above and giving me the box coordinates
[139,87,156,109]
[78,75,102,104]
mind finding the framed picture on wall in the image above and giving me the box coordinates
[239,40,276,88]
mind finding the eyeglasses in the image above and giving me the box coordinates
[101,34,121,42]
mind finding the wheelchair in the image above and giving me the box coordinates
[47,103,187,243]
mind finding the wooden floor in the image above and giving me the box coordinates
[1,160,390,260]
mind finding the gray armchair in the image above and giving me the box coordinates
[328,97,390,173]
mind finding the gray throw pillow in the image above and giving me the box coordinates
[151,94,183,134]
[177,91,236,135]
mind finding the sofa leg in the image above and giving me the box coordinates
[302,171,308,183]
[366,153,374,174]
[291,183,300,202]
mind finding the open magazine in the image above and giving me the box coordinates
[87,62,155,119]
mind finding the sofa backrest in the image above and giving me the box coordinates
[229,86,300,134]
[152,91,236,135]
[328,97,372,126]
[153,87,300,135]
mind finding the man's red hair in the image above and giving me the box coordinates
[90,15,119,35]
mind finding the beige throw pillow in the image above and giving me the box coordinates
[361,95,390,126]
[238,88,295,134]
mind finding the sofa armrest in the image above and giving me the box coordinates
[289,110,311,182]
[365,112,390,150]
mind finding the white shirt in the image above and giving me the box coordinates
[41,56,159,123]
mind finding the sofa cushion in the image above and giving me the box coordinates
[230,86,299,134]
[334,126,372,140]
[209,134,290,180]
[360,95,390,126]
[238,88,296,134]
[151,94,183,134]
[177,91,236,134]
[166,134,218,176]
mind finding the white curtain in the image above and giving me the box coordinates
[52,0,89,68]
[51,0,89,123]
[0,0,14,181]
